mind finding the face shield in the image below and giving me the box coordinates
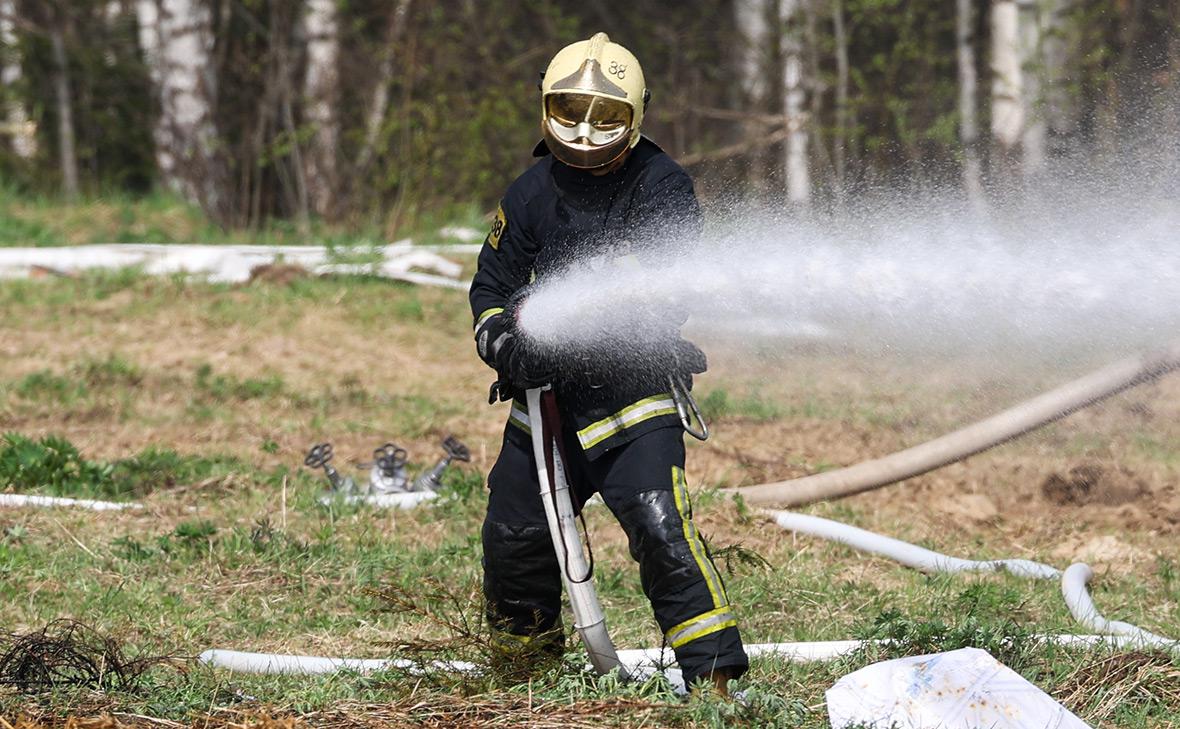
[543,92,635,169]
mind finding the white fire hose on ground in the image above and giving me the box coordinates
[199,507,1179,683]
[733,341,1180,507]
[202,349,1180,685]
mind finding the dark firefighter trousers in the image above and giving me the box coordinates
[482,423,749,687]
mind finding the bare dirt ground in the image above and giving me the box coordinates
[2,273,1178,726]
[3,275,1178,556]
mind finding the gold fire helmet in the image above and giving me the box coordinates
[540,32,648,169]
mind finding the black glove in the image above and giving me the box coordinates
[476,312,513,370]
[672,337,707,376]
[505,337,557,389]
[476,290,557,395]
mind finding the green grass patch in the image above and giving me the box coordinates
[13,371,87,404]
[194,364,285,402]
[698,388,782,422]
[0,433,244,499]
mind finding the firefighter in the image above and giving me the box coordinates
[469,32,748,694]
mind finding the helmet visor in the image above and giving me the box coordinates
[545,93,632,146]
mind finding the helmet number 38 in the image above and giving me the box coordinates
[539,32,647,170]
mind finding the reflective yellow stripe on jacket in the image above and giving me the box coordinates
[576,394,678,450]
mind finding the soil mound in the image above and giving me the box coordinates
[1040,463,1148,506]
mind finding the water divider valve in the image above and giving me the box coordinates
[303,443,356,493]
[369,443,409,493]
[304,436,470,497]
[410,436,471,492]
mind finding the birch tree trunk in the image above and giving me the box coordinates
[735,0,771,195]
[49,24,78,199]
[355,0,412,172]
[780,0,810,208]
[301,0,338,217]
[990,0,1023,175]
[1041,0,1075,160]
[1018,0,1046,175]
[136,0,225,218]
[0,0,35,159]
[956,0,984,205]
[832,0,849,206]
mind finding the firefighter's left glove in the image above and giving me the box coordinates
[505,337,558,390]
[673,337,708,375]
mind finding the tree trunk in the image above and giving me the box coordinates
[355,0,412,173]
[1018,0,1046,176]
[735,0,773,197]
[135,0,225,219]
[1041,0,1075,160]
[0,0,36,159]
[49,23,78,199]
[301,0,338,218]
[832,0,849,206]
[276,8,310,235]
[780,0,810,208]
[956,0,984,205]
[990,0,1023,174]
[1168,0,1180,166]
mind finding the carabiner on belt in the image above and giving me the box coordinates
[668,374,709,441]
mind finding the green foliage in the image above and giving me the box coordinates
[0,0,1172,225]
[698,388,782,422]
[0,432,240,499]
[438,466,485,502]
[77,355,142,388]
[110,447,240,496]
[14,370,86,403]
[0,432,113,496]
[194,363,285,401]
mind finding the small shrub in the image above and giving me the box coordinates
[110,447,235,495]
[194,364,284,401]
[0,434,236,499]
[439,467,485,502]
[76,355,142,388]
[0,433,113,496]
[13,371,86,403]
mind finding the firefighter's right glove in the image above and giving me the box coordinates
[477,313,514,371]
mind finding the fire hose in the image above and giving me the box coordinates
[733,340,1180,507]
[525,386,626,677]
[201,349,1180,682]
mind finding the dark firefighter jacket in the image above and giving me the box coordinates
[469,137,702,459]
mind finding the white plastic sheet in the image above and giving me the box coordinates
[0,243,469,287]
[826,647,1089,729]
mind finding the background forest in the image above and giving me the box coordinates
[0,0,1177,235]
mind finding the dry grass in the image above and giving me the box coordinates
[4,694,681,729]
[2,272,1180,726]
[1054,651,1180,724]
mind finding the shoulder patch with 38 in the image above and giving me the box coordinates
[486,205,507,250]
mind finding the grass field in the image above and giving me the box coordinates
[0,258,1178,727]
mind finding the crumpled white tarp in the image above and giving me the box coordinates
[826,647,1090,729]
[0,242,472,288]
